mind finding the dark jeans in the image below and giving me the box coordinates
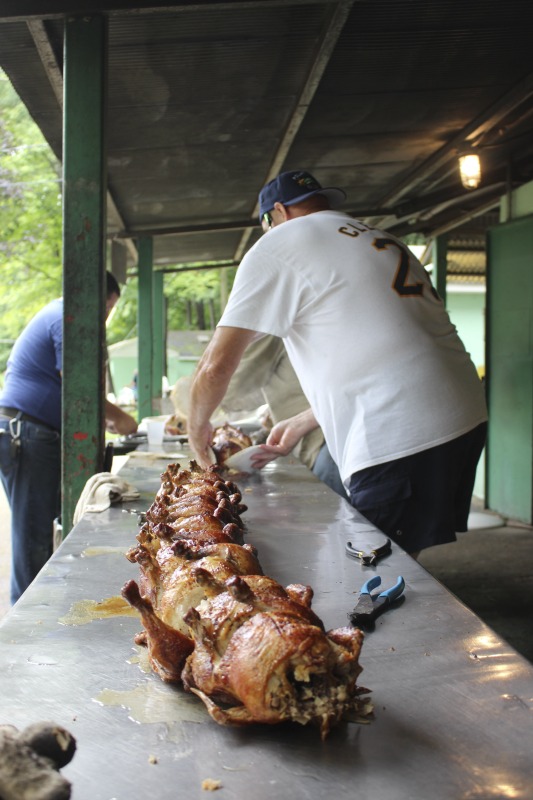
[0,417,61,604]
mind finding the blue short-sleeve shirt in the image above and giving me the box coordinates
[0,298,63,430]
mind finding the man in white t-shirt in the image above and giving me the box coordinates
[188,170,488,556]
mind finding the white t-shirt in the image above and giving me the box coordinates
[218,210,488,485]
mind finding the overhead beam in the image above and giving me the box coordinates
[376,71,533,210]
[424,198,502,240]
[129,261,239,275]
[233,0,356,262]
[376,180,507,233]
[393,181,506,221]
[1,0,347,23]
[112,205,388,239]
[116,219,260,238]
[113,178,509,243]
[26,20,63,104]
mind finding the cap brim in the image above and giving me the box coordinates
[285,186,346,209]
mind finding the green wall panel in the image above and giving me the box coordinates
[487,216,533,522]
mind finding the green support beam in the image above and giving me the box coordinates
[152,269,164,411]
[137,237,154,420]
[433,234,448,306]
[62,15,108,535]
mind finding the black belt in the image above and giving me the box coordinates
[0,407,58,431]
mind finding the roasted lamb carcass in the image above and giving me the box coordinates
[124,461,251,678]
[211,422,252,465]
[182,575,365,736]
[122,460,368,739]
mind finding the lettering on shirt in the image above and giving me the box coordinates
[337,221,375,238]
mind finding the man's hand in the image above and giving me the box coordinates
[250,409,320,469]
[188,326,260,467]
[188,419,217,469]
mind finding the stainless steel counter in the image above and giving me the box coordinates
[1,445,532,800]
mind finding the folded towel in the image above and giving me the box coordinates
[73,472,140,526]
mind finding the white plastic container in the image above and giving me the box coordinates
[145,417,166,446]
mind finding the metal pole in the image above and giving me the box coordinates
[137,237,154,420]
[152,269,164,413]
[62,14,108,535]
[433,234,448,306]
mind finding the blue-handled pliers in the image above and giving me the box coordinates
[348,575,405,629]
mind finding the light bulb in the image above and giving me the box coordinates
[458,153,481,190]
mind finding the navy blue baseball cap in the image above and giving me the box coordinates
[258,170,346,221]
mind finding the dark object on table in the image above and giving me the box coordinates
[116,432,147,451]
[345,537,392,566]
[0,720,76,800]
[349,575,405,630]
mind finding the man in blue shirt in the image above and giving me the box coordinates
[0,272,137,604]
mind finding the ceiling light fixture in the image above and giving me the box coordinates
[458,152,482,190]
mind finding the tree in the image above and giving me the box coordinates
[107,265,236,346]
[0,70,63,372]
[164,265,236,330]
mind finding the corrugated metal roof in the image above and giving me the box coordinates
[1,1,533,269]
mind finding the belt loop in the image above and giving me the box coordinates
[9,410,23,441]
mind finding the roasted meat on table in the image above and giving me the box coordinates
[211,422,253,465]
[122,460,368,738]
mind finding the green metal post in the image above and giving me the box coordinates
[137,237,154,420]
[62,15,108,535]
[152,270,164,412]
[433,234,448,307]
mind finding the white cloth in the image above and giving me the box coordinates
[73,472,140,525]
[218,210,488,485]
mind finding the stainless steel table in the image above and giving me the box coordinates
[1,445,532,800]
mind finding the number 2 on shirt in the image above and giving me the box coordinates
[373,237,440,300]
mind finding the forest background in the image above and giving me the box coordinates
[0,69,232,381]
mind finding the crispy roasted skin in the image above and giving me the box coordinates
[122,460,367,738]
[211,422,253,465]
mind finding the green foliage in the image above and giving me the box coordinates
[0,71,63,371]
[106,265,237,345]
[106,276,138,344]
[165,265,237,331]
[402,232,429,246]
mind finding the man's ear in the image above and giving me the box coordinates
[273,201,289,221]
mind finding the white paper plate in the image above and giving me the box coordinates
[224,445,264,472]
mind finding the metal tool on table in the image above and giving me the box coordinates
[348,575,405,629]
[345,537,392,565]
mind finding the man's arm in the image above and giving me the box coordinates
[188,325,260,467]
[105,399,138,435]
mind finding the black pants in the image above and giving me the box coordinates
[348,423,487,554]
